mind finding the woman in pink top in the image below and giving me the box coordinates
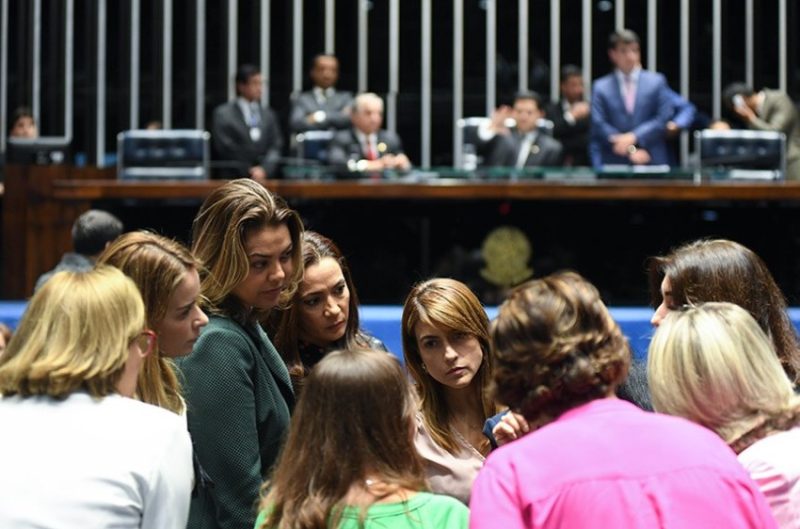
[649,302,800,528]
[470,271,778,529]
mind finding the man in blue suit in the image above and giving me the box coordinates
[590,29,673,169]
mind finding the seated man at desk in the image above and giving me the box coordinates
[289,54,353,134]
[327,92,411,173]
[478,91,564,168]
[546,66,590,167]
[211,64,283,182]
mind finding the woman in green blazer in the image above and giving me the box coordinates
[178,179,303,529]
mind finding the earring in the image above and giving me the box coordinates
[421,363,427,372]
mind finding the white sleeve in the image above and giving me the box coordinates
[477,121,497,142]
[140,422,194,529]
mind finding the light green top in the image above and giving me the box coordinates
[255,491,469,529]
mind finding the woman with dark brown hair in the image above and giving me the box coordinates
[177,179,303,529]
[270,231,386,390]
[402,278,499,504]
[470,271,778,529]
[255,348,468,529]
[649,238,800,383]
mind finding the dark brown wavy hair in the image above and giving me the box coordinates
[648,238,800,383]
[491,271,630,424]
[271,231,364,384]
[258,348,427,529]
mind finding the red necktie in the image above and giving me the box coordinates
[365,140,377,161]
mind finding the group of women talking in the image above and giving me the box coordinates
[0,177,798,529]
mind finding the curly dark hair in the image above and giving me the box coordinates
[490,271,631,424]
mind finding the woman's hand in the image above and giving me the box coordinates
[492,411,530,447]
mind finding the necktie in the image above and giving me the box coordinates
[365,138,377,161]
[249,103,261,127]
[624,75,636,114]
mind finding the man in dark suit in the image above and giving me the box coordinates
[724,82,800,180]
[289,54,353,134]
[546,65,590,166]
[479,91,564,168]
[590,29,673,168]
[327,92,411,173]
[211,64,283,182]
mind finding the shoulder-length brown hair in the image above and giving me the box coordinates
[648,238,800,383]
[271,231,363,380]
[259,348,426,529]
[401,278,497,454]
[491,271,630,424]
[191,179,303,323]
[97,231,201,414]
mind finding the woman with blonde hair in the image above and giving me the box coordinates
[648,302,800,528]
[0,267,193,528]
[470,271,777,529]
[177,179,302,529]
[98,230,208,415]
[270,231,386,391]
[255,348,468,529]
[401,278,499,504]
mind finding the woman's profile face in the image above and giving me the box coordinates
[154,268,209,357]
[651,275,674,327]
[414,321,483,390]
[232,223,294,311]
[298,257,350,347]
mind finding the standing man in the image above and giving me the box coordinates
[479,91,564,168]
[723,82,800,180]
[211,64,283,182]
[546,66,590,166]
[327,92,411,173]
[590,29,673,168]
[289,54,353,134]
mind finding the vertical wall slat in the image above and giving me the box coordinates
[163,0,173,129]
[387,0,399,133]
[33,0,41,125]
[518,0,528,92]
[227,1,238,101]
[679,0,689,166]
[261,0,270,106]
[130,0,140,128]
[779,0,787,92]
[615,0,624,31]
[745,0,753,87]
[712,0,721,119]
[421,0,432,167]
[195,0,205,129]
[0,0,8,152]
[550,0,560,102]
[293,0,302,95]
[453,0,464,168]
[647,0,656,70]
[582,0,591,98]
[97,0,107,165]
[485,0,496,115]
[325,0,335,54]
[65,0,74,139]
[358,0,367,93]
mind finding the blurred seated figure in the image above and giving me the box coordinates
[479,91,564,168]
[270,231,387,393]
[35,209,124,293]
[0,323,11,359]
[723,82,800,180]
[470,271,779,529]
[289,54,353,134]
[327,92,411,174]
[0,266,194,529]
[211,64,283,183]
[9,107,38,139]
[649,302,800,528]
[546,66,590,166]
[255,348,469,529]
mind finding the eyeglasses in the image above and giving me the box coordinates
[132,330,158,355]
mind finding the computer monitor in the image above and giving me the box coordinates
[695,129,786,180]
[5,137,71,165]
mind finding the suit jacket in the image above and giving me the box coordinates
[178,316,294,529]
[748,89,800,180]
[327,128,406,170]
[211,101,283,178]
[589,69,673,168]
[289,89,354,133]
[482,128,564,168]
[546,100,590,166]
